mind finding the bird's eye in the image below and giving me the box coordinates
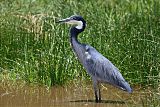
[71,16,77,20]
[72,17,75,20]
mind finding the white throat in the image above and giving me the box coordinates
[75,21,83,30]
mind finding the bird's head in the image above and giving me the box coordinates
[57,15,86,31]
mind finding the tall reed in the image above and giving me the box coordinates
[0,0,159,87]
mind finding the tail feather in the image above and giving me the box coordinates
[120,81,132,93]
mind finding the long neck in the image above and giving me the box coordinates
[70,27,84,48]
[70,21,86,43]
[69,25,86,64]
[70,27,79,44]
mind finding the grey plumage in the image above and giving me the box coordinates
[57,15,132,103]
[84,45,132,92]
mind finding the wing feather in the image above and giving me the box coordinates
[84,45,132,93]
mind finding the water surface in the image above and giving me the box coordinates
[0,82,153,107]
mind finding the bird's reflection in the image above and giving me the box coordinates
[70,99,125,104]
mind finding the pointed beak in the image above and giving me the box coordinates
[56,18,71,23]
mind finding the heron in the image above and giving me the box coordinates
[57,15,132,103]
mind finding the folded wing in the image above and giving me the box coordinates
[84,45,132,93]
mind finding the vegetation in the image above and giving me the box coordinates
[0,0,159,88]
[0,0,160,106]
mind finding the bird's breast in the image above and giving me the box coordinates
[85,51,91,60]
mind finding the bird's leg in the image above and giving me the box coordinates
[98,83,101,102]
[94,89,99,103]
[92,79,99,103]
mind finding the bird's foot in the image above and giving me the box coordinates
[99,98,102,102]
[95,98,99,103]
[95,99,102,103]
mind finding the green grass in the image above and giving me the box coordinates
[0,0,159,88]
[0,1,160,106]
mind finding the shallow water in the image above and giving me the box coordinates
[0,82,154,107]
